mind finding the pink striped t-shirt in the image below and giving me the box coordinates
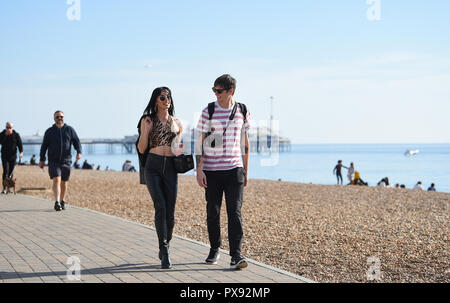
[196,102,251,171]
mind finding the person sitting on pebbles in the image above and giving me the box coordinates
[351,171,368,186]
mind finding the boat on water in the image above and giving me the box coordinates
[404,149,419,156]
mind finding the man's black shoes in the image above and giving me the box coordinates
[230,256,248,270]
[60,201,66,210]
[205,248,220,264]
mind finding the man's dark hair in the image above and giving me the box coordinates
[214,74,236,93]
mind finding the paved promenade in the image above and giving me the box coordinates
[0,194,313,283]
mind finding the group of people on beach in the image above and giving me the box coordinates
[333,160,358,185]
[378,179,437,191]
[1,74,251,271]
[332,160,437,191]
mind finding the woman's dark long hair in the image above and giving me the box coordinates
[143,87,175,118]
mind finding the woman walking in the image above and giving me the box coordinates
[137,87,183,269]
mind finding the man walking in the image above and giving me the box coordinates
[195,74,251,269]
[0,122,23,194]
[39,111,82,211]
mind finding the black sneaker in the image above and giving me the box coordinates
[230,256,248,270]
[60,201,65,210]
[54,202,61,211]
[205,248,220,264]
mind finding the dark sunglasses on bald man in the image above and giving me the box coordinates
[55,116,64,119]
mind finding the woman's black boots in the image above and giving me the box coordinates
[160,245,172,269]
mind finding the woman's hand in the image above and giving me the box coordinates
[138,117,152,154]
[141,116,152,135]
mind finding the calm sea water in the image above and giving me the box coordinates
[22,143,450,193]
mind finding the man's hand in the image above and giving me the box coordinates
[244,171,248,187]
[196,168,207,188]
[19,152,23,159]
[76,153,82,161]
[38,161,45,169]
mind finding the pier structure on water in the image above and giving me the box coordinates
[21,128,291,154]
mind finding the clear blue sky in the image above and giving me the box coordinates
[1,0,449,143]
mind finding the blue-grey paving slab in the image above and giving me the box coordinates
[0,194,314,283]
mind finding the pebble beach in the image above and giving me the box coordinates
[11,165,450,283]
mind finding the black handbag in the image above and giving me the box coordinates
[173,154,194,174]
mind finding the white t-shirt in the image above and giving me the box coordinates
[196,102,250,171]
[413,183,423,190]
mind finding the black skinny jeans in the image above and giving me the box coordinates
[205,167,245,258]
[144,153,178,250]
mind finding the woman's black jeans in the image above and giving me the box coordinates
[144,153,178,250]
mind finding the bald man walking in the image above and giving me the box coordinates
[39,111,82,211]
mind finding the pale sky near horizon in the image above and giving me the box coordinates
[1,0,449,144]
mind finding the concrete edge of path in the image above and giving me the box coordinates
[18,194,316,283]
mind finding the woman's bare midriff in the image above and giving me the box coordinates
[149,146,175,157]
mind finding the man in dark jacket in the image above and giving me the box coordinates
[39,111,82,211]
[0,122,23,194]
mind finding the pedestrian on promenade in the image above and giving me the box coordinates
[333,160,346,185]
[137,87,183,269]
[195,74,251,270]
[0,122,23,194]
[39,111,82,211]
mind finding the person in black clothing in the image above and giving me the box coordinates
[39,111,82,211]
[333,160,347,185]
[81,160,92,169]
[0,122,23,194]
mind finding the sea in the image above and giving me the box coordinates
[21,143,450,193]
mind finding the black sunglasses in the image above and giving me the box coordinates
[159,96,171,101]
[55,116,64,119]
[212,87,228,94]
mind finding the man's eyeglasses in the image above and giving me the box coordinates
[212,87,228,94]
[159,96,171,102]
[55,116,64,119]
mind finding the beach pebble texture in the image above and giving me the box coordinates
[13,166,449,282]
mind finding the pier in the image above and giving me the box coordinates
[21,130,291,154]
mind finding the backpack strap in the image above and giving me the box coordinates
[208,102,215,120]
[238,103,247,123]
[208,101,247,122]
